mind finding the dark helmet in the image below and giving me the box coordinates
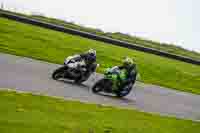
[85,49,96,64]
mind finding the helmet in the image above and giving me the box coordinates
[85,49,96,64]
[87,49,96,57]
[122,57,134,69]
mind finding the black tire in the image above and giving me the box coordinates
[52,66,66,80]
[92,79,104,93]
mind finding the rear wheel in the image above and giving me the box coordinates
[52,66,66,80]
[92,79,104,93]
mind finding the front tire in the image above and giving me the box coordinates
[52,66,66,80]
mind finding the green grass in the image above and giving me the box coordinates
[0,17,200,94]
[0,90,200,133]
[2,9,200,60]
[26,15,200,61]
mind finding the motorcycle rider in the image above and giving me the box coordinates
[64,49,97,82]
[116,57,137,91]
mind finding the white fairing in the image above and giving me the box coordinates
[64,55,80,65]
[64,56,72,65]
[68,60,86,69]
[110,66,120,74]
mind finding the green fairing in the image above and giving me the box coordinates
[104,68,128,90]
[119,70,127,80]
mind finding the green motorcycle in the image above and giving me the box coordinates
[92,66,136,97]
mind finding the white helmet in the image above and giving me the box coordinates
[122,56,134,68]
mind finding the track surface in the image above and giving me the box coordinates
[0,53,200,121]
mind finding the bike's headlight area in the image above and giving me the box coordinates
[64,59,69,65]
[105,68,110,72]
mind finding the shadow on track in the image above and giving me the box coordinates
[54,79,90,90]
[51,77,136,105]
[92,91,136,105]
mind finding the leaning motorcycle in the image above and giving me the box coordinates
[52,56,98,83]
[92,66,137,97]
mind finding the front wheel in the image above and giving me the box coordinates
[52,66,66,80]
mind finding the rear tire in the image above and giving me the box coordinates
[92,79,104,93]
[52,66,66,80]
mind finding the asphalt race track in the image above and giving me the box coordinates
[0,53,200,121]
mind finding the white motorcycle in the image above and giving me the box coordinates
[52,56,99,83]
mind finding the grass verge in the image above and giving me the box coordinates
[0,17,200,94]
[0,90,199,133]
[2,9,200,60]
